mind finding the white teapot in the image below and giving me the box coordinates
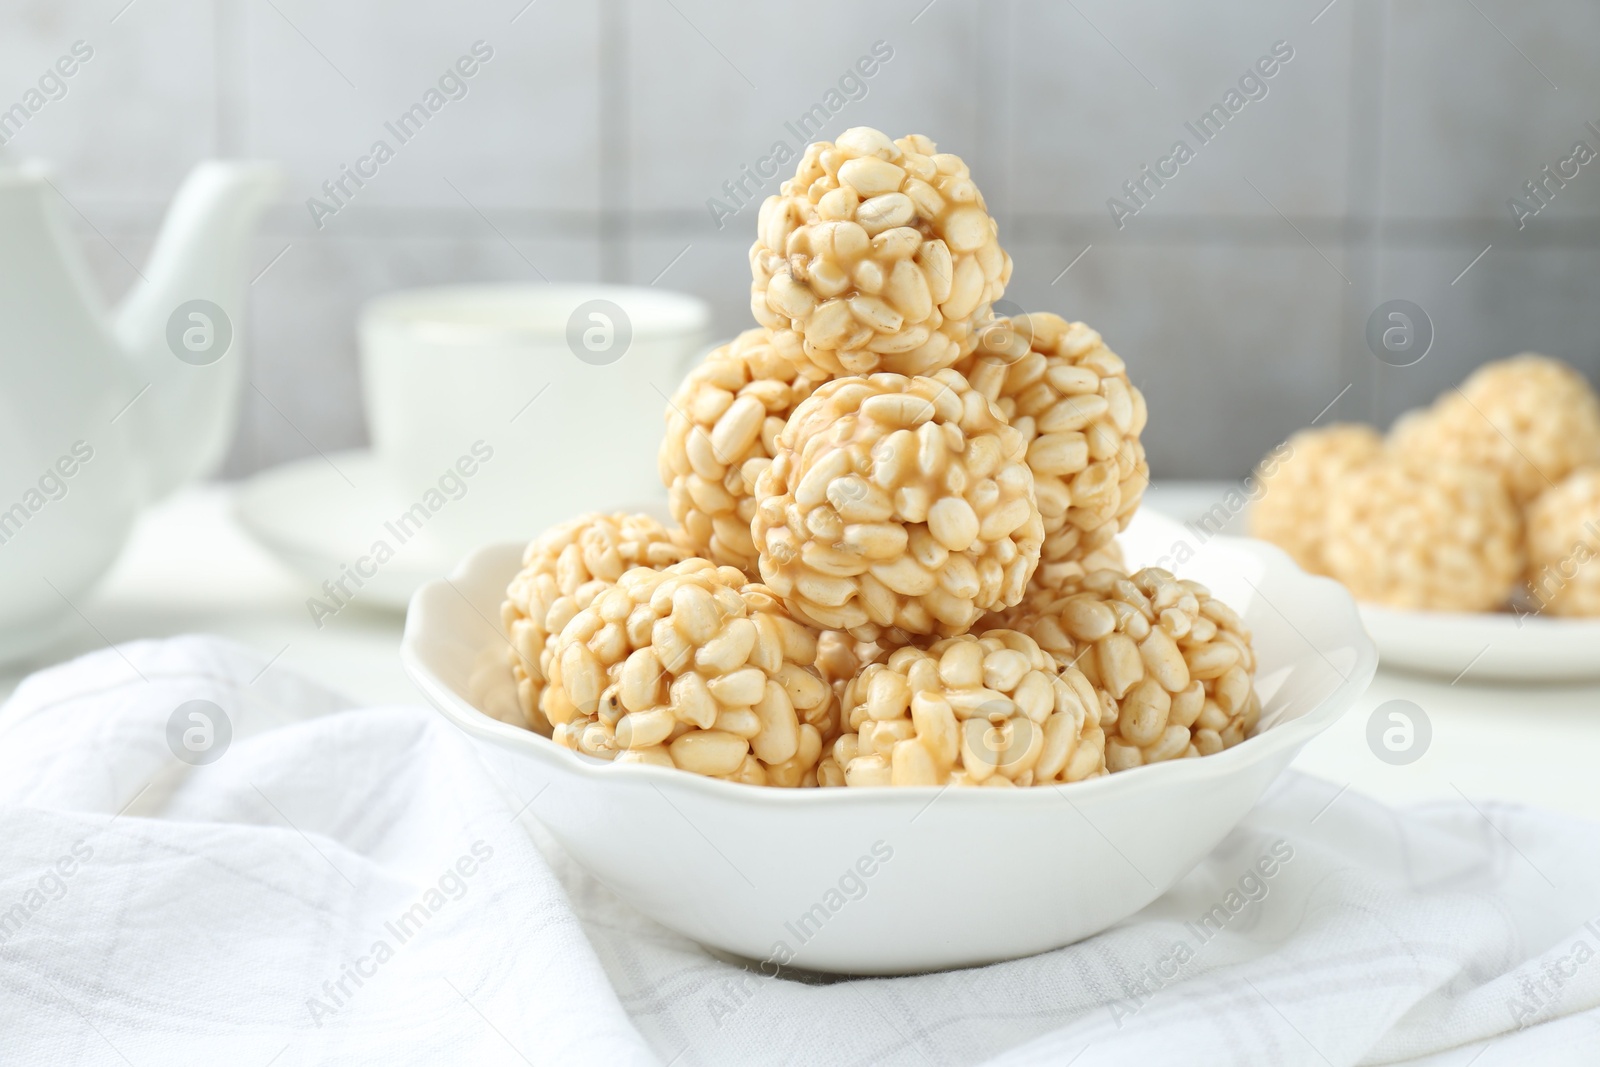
[0,160,280,661]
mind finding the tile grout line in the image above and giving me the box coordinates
[215,0,256,476]
[598,0,630,283]
[213,0,248,157]
[54,204,1600,248]
[1347,0,1390,431]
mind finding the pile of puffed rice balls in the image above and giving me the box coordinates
[1250,353,1600,616]
[500,128,1260,788]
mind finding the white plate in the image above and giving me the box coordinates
[235,450,454,611]
[400,509,1377,975]
[1359,604,1600,682]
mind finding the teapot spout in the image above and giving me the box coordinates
[113,161,282,499]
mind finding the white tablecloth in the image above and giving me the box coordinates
[4,636,1599,1066]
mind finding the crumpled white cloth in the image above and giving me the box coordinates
[2,636,1599,1066]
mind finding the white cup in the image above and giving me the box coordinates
[359,284,710,558]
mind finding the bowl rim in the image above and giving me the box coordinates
[401,532,1378,808]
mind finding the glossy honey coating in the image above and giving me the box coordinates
[996,567,1259,771]
[958,312,1147,582]
[502,512,688,732]
[750,127,1011,378]
[541,558,836,786]
[819,628,1107,787]
[751,369,1043,640]
[659,327,824,573]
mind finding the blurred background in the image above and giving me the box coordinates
[3,0,1597,478]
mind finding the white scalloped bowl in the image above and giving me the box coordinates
[401,509,1376,975]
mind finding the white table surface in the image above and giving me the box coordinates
[8,481,1599,822]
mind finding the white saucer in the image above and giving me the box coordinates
[235,450,456,611]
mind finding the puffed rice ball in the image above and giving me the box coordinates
[1524,468,1600,617]
[750,127,1012,378]
[1324,458,1522,611]
[751,369,1044,640]
[1000,568,1260,770]
[958,313,1148,579]
[541,558,834,786]
[819,629,1108,787]
[659,327,824,573]
[501,512,688,731]
[1249,423,1384,576]
[1391,354,1600,505]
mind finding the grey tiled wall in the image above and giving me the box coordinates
[4,0,1599,479]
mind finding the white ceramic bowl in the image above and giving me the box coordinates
[401,510,1376,975]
